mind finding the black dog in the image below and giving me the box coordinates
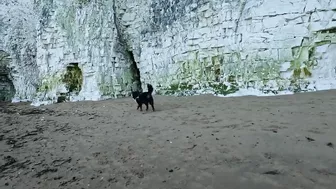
[131,84,155,111]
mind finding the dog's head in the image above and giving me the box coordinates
[131,91,140,99]
[131,87,140,99]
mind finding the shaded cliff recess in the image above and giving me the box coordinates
[62,63,83,93]
[127,50,141,91]
[0,51,15,101]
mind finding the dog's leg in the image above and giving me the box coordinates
[145,102,149,111]
[139,103,143,111]
[149,100,155,111]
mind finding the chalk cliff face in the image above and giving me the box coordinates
[118,0,336,95]
[34,0,138,104]
[0,0,38,101]
[1,0,336,105]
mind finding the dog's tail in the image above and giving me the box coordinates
[147,84,154,94]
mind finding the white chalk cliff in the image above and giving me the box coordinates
[0,0,335,105]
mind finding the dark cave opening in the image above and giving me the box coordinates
[126,50,142,92]
[62,63,83,93]
[0,51,15,102]
[58,63,83,103]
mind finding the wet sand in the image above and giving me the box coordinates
[1,90,336,189]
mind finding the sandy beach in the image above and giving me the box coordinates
[1,90,336,189]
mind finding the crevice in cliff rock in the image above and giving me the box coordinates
[112,0,142,92]
[0,51,15,102]
[62,63,83,94]
[127,50,142,91]
[112,0,129,49]
[234,0,247,43]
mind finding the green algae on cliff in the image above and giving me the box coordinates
[158,50,282,95]
[37,74,63,93]
[98,68,134,97]
[289,28,336,81]
[159,25,336,95]
[36,64,83,95]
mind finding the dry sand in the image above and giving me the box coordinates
[1,90,336,189]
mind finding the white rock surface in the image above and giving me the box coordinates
[0,0,39,101]
[0,0,335,105]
